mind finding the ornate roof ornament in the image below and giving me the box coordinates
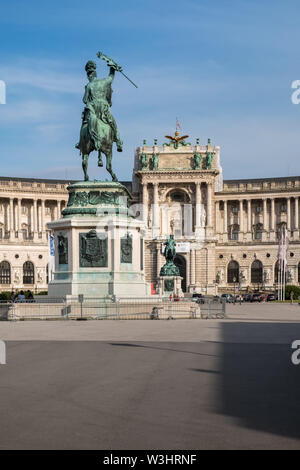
[164,130,190,149]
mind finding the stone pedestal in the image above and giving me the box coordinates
[158,276,183,296]
[48,181,150,298]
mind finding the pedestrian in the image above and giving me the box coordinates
[290,290,294,304]
[27,290,34,302]
[18,290,25,303]
[10,291,15,303]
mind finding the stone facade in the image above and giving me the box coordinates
[0,139,299,294]
[0,177,69,292]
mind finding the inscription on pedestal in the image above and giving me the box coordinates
[79,230,108,267]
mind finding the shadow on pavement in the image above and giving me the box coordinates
[219,321,300,440]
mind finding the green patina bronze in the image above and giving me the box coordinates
[205,152,213,169]
[151,153,159,170]
[164,279,174,292]
[58,235,68,265]
[160,235,180,276]
[76,52,137,183]
[67,190,124,208]
[120,233,133,263]
[79,230,108,267]
[140,153,148,170]
[193,153,202,169]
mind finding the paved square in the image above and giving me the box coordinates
[0,303,300,449]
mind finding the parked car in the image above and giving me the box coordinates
[192,293,205,304]
[243,294,252,302]
[220,293,235,303]
[251,293,263,302]
[267,293,277,301]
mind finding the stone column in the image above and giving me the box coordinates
[58,200,62,219]
[215,201,219,233]
[41,199,46,240]
[270,198,275,231]
[9,198,14,239]
[156,245,161,279]
[295,197,299,238]
[152,183,159,237]
[223,200,228,240]
[207,183,212,227]
[262,198,267,241]
[17,198,21,237]
[239,199,243,232]
[195,183,201,229]
[287,197,291,231]
[33,199,38,239]
[270,198,275,241]
[190,249,196,286]
[142,182,148,227]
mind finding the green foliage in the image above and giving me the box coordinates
[285,285,300,300]
[0,291,11,301]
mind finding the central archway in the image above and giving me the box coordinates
[174,254,187,292]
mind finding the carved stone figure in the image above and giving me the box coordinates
[37,269,43,283]
[14,269,21,283]
[216,268,224,283]
[287,268,294,283]
[263,269,271,283]
[79,229,108,267]
[200,205,206,228]
[240,269,247,281]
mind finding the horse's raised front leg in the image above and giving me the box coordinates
[82,154,89,181]
[105,151,118,182]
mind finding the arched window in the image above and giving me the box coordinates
[298,262,300,283]
[227,260,239,283]
[46,263,49,284]
[251,260,263,283]
[0,261,11,284]
[23,261,34,285]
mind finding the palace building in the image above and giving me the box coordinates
[0,133,299,294]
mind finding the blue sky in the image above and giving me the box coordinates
[0,0,300,181]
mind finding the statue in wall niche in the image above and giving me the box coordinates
[160,235,180,276]
[140,152,148,170]
[200,205,206,227]
[263,269,271,283]
[37,269,43,283]
[287,268,294,283]
[216,269,224,283]
[152,153,159,170]
[193,153,202,169]
[240,269,247,282]
[76,51,137,182]
[58,235,68,265]
[14,269,21,283]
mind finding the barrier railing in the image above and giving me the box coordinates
[0,295,226,321]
